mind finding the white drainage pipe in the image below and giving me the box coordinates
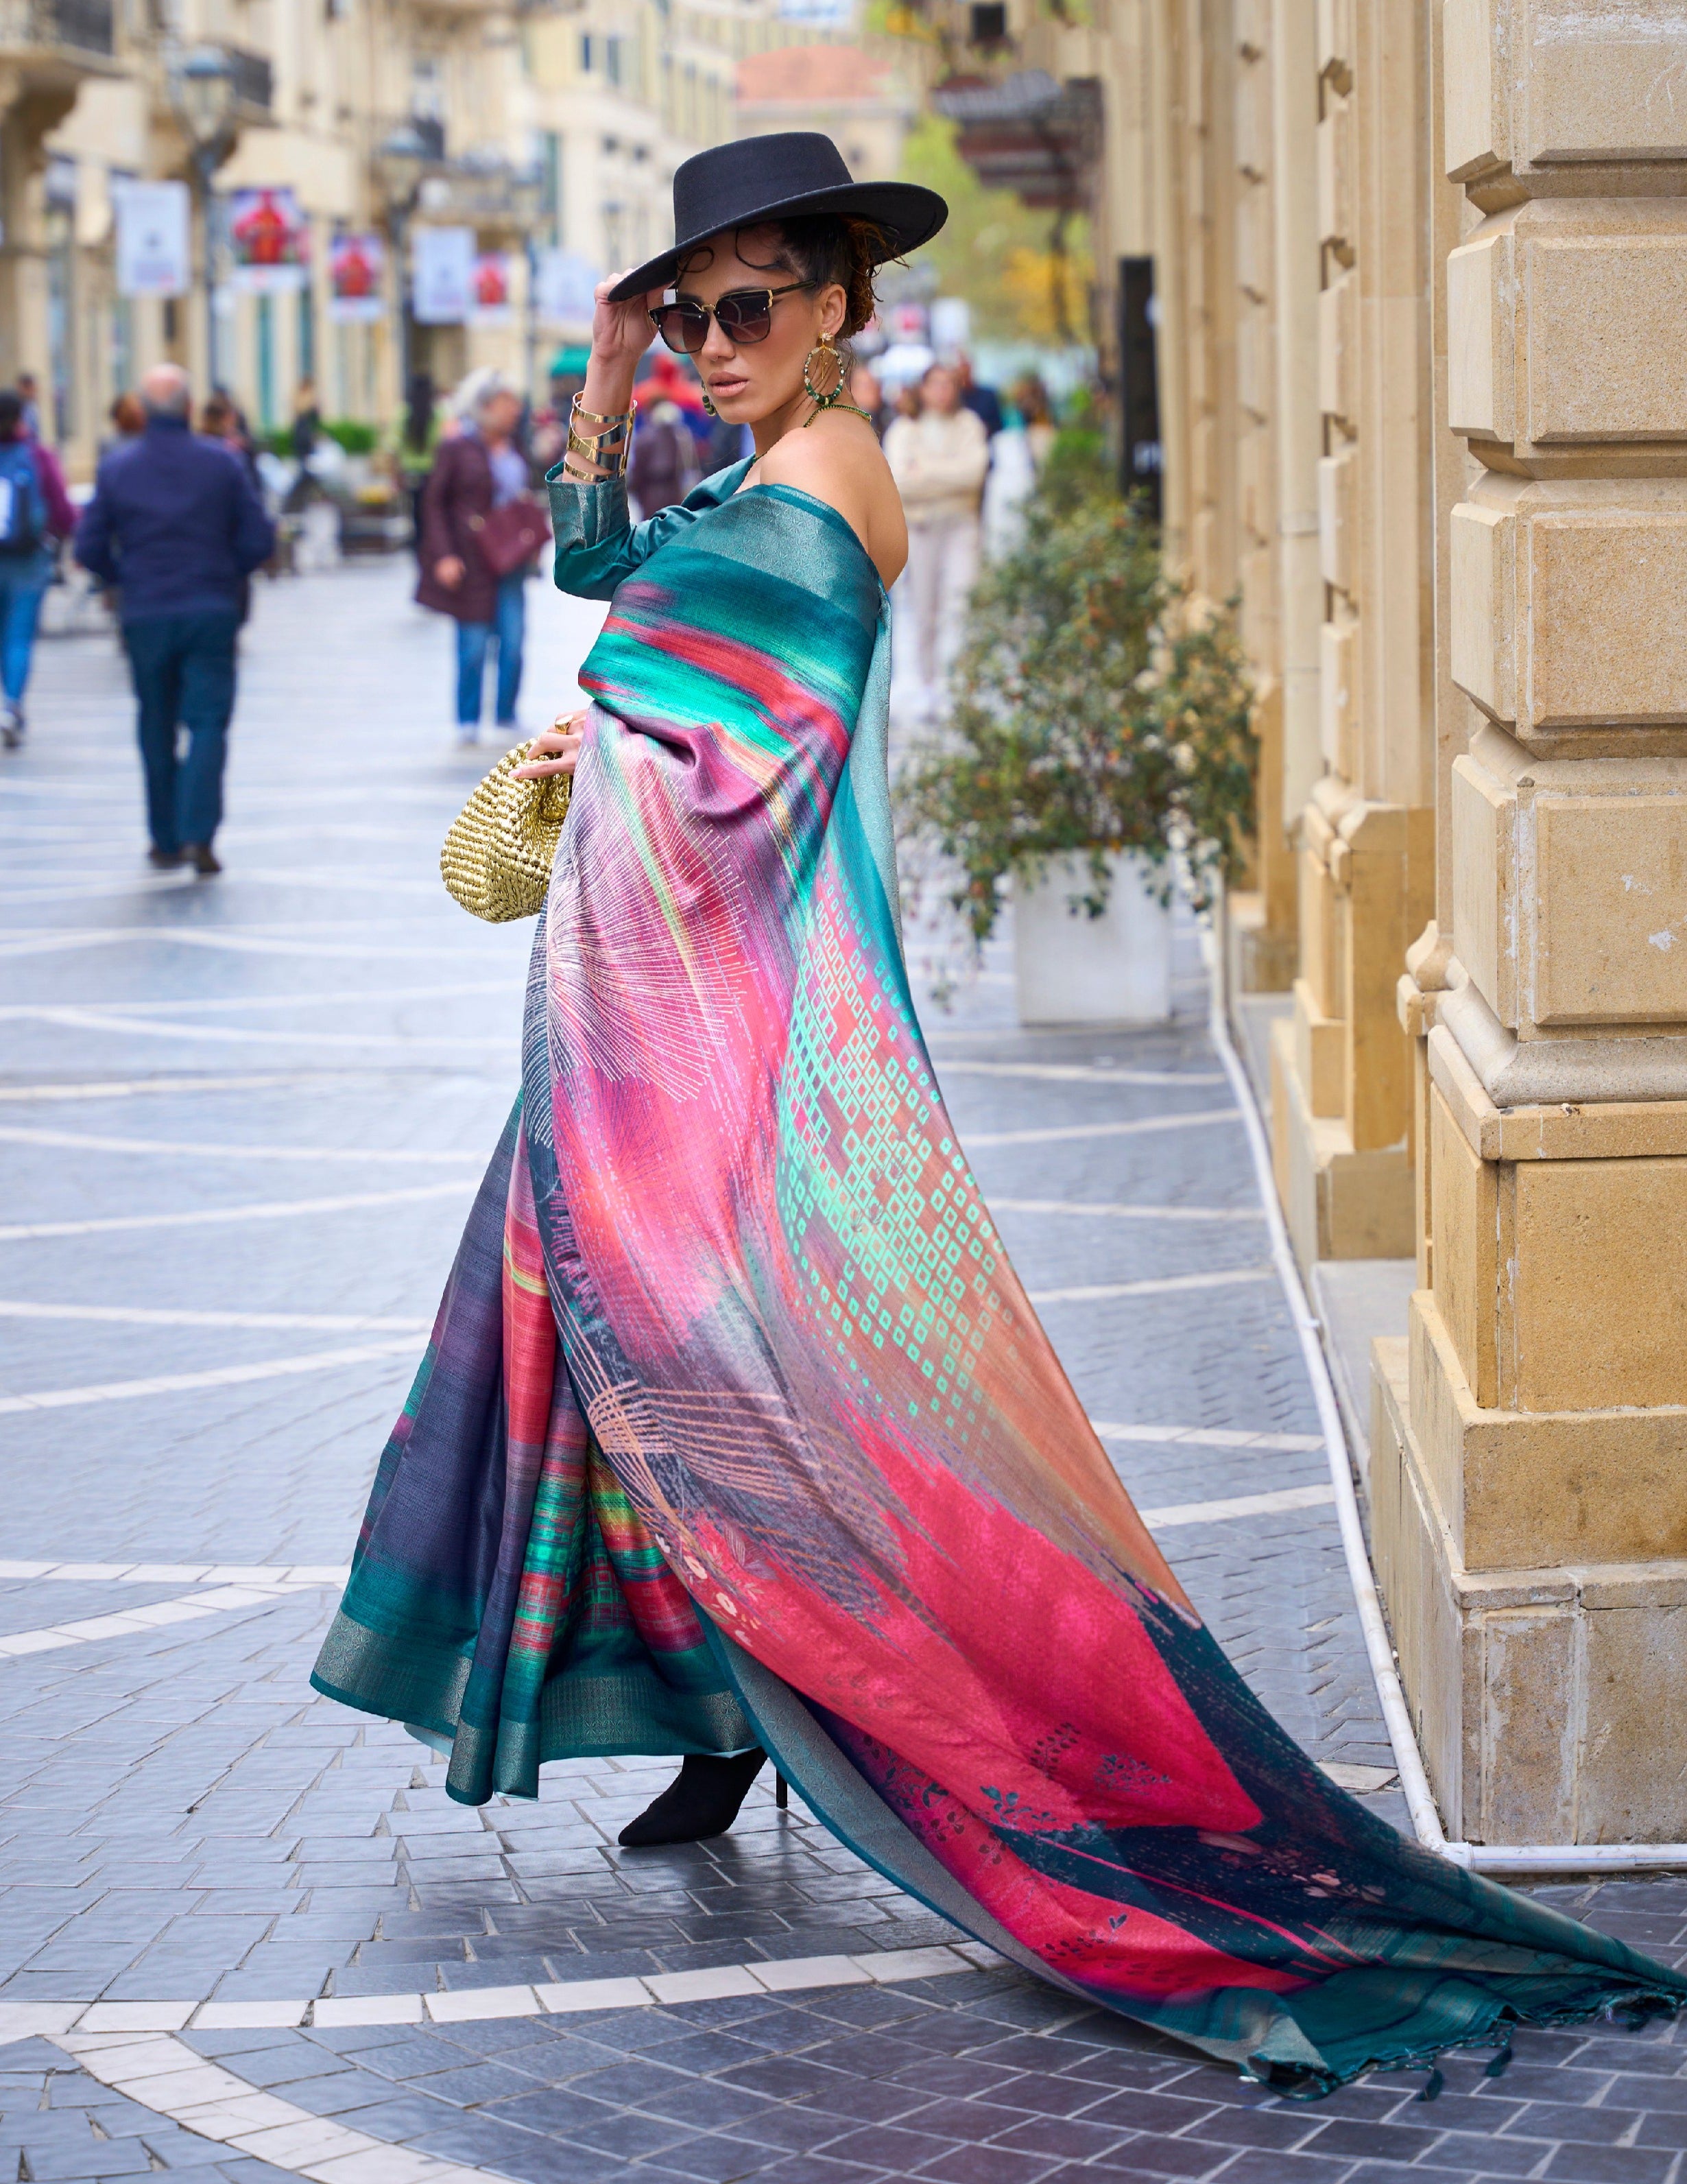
[1206,984,1687,1876]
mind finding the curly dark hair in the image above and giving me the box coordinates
[679,215,888,338]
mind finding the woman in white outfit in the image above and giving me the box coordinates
[884,362,989,721]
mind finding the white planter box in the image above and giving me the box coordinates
[1012,851,1174,1026]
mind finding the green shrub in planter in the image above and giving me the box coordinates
[898,472,1256,945]
[323,419,379,455]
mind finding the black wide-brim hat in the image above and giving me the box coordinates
[606,132,947,302]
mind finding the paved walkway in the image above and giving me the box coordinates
[1,559,1684,2184]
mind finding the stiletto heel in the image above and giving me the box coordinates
[776,1771,788,1809]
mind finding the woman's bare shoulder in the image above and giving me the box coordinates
[754,420,906,583]
[756,416,888,499]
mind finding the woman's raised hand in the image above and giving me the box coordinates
[573,274,665,433]
[591,272,665,372]
[512,708,588,781]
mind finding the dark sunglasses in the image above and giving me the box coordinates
[647,281,815,355]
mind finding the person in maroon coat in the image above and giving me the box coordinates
[416,372,534,744]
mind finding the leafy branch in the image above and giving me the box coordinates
[896,453,1256,947]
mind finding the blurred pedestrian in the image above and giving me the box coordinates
[290,378,322,463]
[983,375,1058,558]
[1011,373,1057,470]
[700,405,752,475]
[628,355,700,517]
[848,361,888,440]
[105,391,146,451]
[884,361,989,722]
[200,393,264,624]
[213,385,252,440]
[416,370,539,745]
[956,352,1003,439]
[201,392,263,494]
[14,372,41,442]
[0,387,76,750]
[73,362,275,873]
[391,371,442,560]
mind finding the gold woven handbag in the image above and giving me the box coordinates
[440,740,572,923]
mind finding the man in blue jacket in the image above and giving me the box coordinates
[75,362,274,874]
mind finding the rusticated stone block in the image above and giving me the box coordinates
[1411,1285,1687,1568]
[1448,202,1687,457]
[1428,1087,1496,1410]
[1379,1308,1687,1842]
[1293,977,1343,1118]
[1317,447,1355,595]
[1317,94,1352,252]
[1236,302,1271,424]
[1449,750,1515,1027]
[1319,615,1357,776]
[1441,0,1687,180]
[1450,479,1687,749]
[1505,1153,1687,1410]
[1448,728,1687,1032]
[1526,0,1687,167]
[1442,0,1505,181]
[1534,793,1687,1025]
[1317,268,1356,428]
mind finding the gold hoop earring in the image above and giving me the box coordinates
[802,337,845,410]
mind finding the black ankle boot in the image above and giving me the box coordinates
[618,1749,767,1847]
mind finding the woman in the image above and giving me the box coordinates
[415,370,534,744]
[314,132,1684,2093]
[1011,372,1057,470]
[884,359,989,722]
[0,385,76,752]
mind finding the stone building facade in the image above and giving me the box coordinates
[920,0,1687,1848]
[0,0,849,477]
[1146,0,1687,1849]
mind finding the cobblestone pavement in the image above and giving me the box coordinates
[3,559,1686,2184]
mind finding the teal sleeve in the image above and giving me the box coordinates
[546,457,755,602]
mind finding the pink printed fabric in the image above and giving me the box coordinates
[507,484,1686,2091]
[320,476,1682,2096]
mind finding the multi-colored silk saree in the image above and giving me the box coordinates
[313,460,1686,2093]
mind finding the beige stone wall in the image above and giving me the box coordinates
[1137,0,1304,999]
[1372,0,1687,1844]
[2,0,825,473]
[1263,0,1435,1274]
[991,0,1687,1847]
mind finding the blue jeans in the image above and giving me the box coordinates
[123,610,240,853]
[0,548,52,707]
[455,573,525,728]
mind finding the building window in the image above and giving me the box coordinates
[606,34,622,84]
[579,32,592,70]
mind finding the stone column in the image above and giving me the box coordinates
[0,73,77,396]
[1266,0,1435,1272]
[1222,0,1299,997]
[1372,0,1687,1844]
[1182,0,1239,607]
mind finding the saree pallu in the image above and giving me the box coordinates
[314,467,1686,2093]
